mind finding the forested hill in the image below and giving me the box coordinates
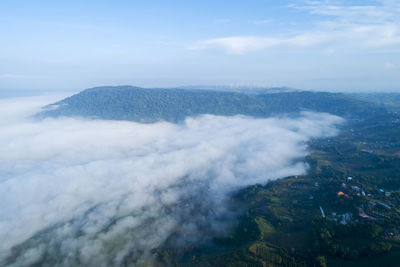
[38,86,387,122]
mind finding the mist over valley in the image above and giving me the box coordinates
[2,0,400,265]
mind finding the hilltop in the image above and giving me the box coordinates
[38,86,386,122]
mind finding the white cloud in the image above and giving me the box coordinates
[253,19,273,24]
[188,34,326,54]
[294,0,400,47]
[384,62,396,69]
[0,96,343,265]
[190,0,400,54]
[297,0,400,21]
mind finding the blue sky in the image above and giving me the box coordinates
[1,0,399,92]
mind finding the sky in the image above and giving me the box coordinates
[1,0,400,92]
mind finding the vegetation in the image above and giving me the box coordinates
[38,86,386,122]
[351,93,400,112]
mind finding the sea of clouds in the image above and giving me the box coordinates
[0,95,343,266]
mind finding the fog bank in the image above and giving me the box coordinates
[0,96,343,266]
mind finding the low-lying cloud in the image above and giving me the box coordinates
[0,95,343,266]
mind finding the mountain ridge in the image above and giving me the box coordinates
[38,86,387,123]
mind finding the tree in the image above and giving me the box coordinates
[315,256,327,267]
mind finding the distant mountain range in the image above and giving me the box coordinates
[38,86,388,122]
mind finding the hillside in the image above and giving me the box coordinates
[351,93,400,112]
[38,86,387,122]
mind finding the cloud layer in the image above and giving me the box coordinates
[0,96,343,266]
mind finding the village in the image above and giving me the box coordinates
[315,175,400,241]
